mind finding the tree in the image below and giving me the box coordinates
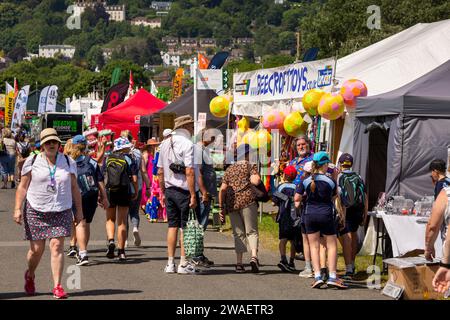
[87,45,105,70]
[7,46,27,62]
[0,3,20,29]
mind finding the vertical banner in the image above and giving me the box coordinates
[11,85,30,129]
[4,90,15,128]
[208,51,229,69]
[38,86,50,115]
[45,85,58,113]
[101,82,128,113]
[150,80,158,96]
[171,68,184,101]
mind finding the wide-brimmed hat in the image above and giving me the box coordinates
[173,115,194,130]
[113,137,133,152]
[145,138,160,146]
[40,128,62,145]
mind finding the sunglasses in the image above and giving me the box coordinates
[44,140,59,145]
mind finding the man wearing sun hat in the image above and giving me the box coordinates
[157,114,198,274]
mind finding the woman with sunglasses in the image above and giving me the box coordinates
[13,128,83,299]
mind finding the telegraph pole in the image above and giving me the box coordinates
[296,31,301,62]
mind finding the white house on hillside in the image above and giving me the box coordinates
[74,1,126,22]
[131,17,161,28]
[39,45,76,59]
[161,52,180,68]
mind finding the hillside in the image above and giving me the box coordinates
[0,0,449,99]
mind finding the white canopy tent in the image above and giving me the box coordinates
[337,19,450,158]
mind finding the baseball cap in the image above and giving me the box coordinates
[313,151,331,166]
[338,153,353,167]
[72,134,87,145]
[163,129,174,138]
[283,165,297,181]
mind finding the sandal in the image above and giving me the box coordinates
[250,257,260,273]
[235,264,245,273]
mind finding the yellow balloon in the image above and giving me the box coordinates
[237,117,250,131]
[257,129,271,150]
[302,89,325,116]
[283,112,308,137]
[209,96,230,118]
[242,130,258,149]
[317,93,345,120]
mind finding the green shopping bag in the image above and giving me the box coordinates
[183,209,204,258]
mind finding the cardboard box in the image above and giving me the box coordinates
[385,257,446,300]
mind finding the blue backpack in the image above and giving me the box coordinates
[76,156,99,197]
[339,171,365,208]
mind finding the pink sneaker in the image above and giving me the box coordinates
[24,270,35,296]
[52,284,68,299]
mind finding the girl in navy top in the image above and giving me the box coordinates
[295,152,347,289]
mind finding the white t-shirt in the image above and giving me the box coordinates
[157,129,194,191]
[22,153,78,212]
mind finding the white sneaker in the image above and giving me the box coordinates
[299,268,314,278]
[177,262,199,275]
[125,240,128,249]
[133,228,141,247]
[164,263,176,274]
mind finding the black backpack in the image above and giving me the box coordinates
[18,141,31,158]
[339,171,366,208]
[105,152,130,190]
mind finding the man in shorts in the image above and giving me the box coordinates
[158,115,198,274]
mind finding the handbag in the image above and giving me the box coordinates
[182,209,204,258]
[246,163,270,202]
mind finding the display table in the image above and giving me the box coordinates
[361,211,443,260]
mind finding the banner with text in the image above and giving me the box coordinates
[197,69,223,90]
[233,58,335,104]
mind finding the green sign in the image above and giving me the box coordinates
[53,120,78,132]
[222,70,229,90]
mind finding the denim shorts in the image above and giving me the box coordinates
[0,155,15,175]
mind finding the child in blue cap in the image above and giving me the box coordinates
[294,151,347,289]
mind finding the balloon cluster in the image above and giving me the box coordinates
[299,79,368,120]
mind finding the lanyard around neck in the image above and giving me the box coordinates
[46,155,58,185]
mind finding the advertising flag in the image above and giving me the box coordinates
[198,53,209,69]
[4,82,15,128]
[45,85,58,113]
[101,82,128,113]
[171,68,184,101]
[11,85,30,129]
[208,51,229,69]
[150,80,158,96]
[128,70,135,96]
[14,78,18,98]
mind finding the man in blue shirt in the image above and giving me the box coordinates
[289,135,314,186]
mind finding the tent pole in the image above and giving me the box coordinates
[193,58,198,142]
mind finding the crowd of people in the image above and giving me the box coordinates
[4,115,450,299]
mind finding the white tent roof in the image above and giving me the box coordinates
[335,19,450,96]
[337,19,450,158]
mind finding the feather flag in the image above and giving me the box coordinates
[101,82,128,113]
[208,51,229,69]
[198,53,209,69]
[4,82,15,128]
[171,68,184,101]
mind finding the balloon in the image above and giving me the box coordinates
[302,89,325,116]
[209,96,230,118]
[340,79,368,108]
[318,93,345,120]
[256,129,271,150]
[237,117,250,133]
[283,112,308,137]
[262,110,285,130]
[242,130,258,149]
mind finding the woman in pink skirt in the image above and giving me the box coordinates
[13,128,83,299]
